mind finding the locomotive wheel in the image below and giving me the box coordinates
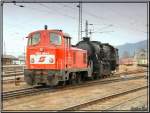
[103,75,106,78]
[39,83,47,86]
[95,76,99,80]
[72,79,77,85]
[69,73,77,85]
[94,74,99,80]
[107,74,111,77]
[76,75,82,84]
[68,78,76,85]
[58,81,66,86]
[99,75,102,79]
[24,74,33,85]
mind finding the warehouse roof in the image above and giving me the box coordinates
[2,55,18,60]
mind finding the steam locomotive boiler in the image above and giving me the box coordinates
[76,37,119,79]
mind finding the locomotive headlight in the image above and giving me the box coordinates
[49,57,54,63]
[30,58,34,63]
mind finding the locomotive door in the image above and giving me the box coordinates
[64,37,72,69]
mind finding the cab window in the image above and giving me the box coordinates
[28,32,40,45]
[50,33,61,45]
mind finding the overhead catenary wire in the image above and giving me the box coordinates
[57,3,116,38]
[106,7,147,34]
[39,3,77,20]
[5,3,78,33]
[5,3,147,43]
[6,3,146,35]
[7,3,114,36]
[58,3,147,35]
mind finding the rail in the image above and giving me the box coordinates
[2,67,147,84]
[61,86,147,111]
[2,74,145,101]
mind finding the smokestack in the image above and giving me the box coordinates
[44,25,48,30]
[83,37,90,41]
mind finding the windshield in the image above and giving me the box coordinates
[50,33,61,45]
[28,32,40,46]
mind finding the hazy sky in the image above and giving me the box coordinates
[3,3,147,57]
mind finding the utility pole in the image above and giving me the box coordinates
[85,20,88,37]
[77,2,82,41]
[4,40,6,55]
[0,2,3,108]
[84,20,93,39]
[89,29,92,40]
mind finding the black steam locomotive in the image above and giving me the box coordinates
[76,37,119,79]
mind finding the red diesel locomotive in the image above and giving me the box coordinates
[24,26,92,86]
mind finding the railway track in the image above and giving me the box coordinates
[61,86,147,111]
[2,86,52,101]
[2,68,147,84]
[2,74,146,101]
[2,68,146,77]
[3,72,24,77]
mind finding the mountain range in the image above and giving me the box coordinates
[116,40,148,58]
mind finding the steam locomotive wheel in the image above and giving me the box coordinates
[93,73,99,80]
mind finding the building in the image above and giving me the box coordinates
[14,55,25,64]
[134,49,148,66]
[1,55,18,65]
